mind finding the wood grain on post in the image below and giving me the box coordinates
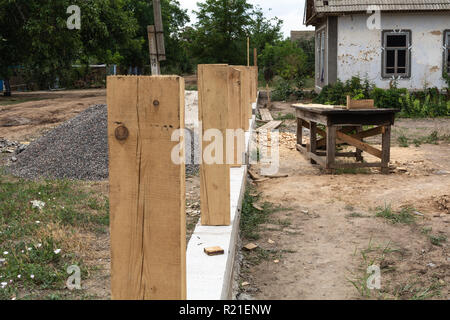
[228,67,244,167]
[198,65,231,226]
[232,66,250,130]
[107,75,186,300]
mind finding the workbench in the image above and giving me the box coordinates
[292,104,399,173]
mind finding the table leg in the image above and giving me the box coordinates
[297,118,303,145]
[310,121,317,164]
[326,125,336,171]
[356,126,364,162]
[381,125,391,174]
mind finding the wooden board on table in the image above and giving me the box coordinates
[198,65,231,226]
[108,75,186,300]
[346,96,375,109]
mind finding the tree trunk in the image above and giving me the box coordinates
[3,79,11,96]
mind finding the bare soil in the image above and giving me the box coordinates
[0,89,106,141]
[238,101,449,300]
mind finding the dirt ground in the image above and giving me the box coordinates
[238,101,449,300]
[0,89,106,141]
[1,91,448,300]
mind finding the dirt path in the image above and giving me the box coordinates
[239,101,449,300]
[0,89,106,141]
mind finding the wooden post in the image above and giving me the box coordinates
[198,65,231,226]
[228,67,244,167]
[233,66,250,130]
[310,122,317,164]
[381,125,391,174]
[147,26,160,75]
[108,76,186,300]
[326,125,336,171]
[297,118,303,145]
[253,48,257,66]
[152,0,166,61]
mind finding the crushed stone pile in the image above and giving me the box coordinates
[8,104,199,180]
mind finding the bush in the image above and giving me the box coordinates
[271,78,304,101]
[313,76,449,117]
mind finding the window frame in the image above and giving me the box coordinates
[444,30,450,76]
[381,30,412,79]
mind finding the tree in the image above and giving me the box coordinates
[259,40,308,82]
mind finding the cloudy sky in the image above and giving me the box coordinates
[180,0,314,38]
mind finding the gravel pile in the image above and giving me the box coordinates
[9,104,109,180]
[9,104,199,180]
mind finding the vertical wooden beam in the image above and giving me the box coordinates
[310,122,317,164]
[233,66,250,130]
[355,126,364,162]
[228,67,244,167]
[152,0,166,61]
[253,48,257,66]
[381,125,391,174]
[326,125,336,170]
[147,26,160,75]
[198,65,231,226]
[297,118,303,145]
[108,75,186,300]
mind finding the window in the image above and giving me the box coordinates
[382,30,411,78]
[445,30,450,75]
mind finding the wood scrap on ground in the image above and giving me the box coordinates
[243,243,258,251]
[204,246,225,256]
[256,120,282,133]
[259,108,273,121]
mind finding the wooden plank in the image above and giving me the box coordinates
[152,0,166,61]
[147,26,160,75]
[336,130,382,159]
[346,96,375,109]
[256,120,282,133]
[233,66,251,129]
[198,65,231,226]
[326,126,336,169]
[108,75,186,300]
[310,122,317,164]
[296,118,303,145]
[228,67,244,167]
[259,108,273,121]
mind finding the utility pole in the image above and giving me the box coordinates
[148,0,166,75]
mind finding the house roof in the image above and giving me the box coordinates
[304,0,450,25]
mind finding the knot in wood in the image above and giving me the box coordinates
[115,125,129,141]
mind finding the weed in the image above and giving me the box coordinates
[429,234,447,246]
[274,113,295,120]
[375,205,415,224]
[397,135,409,147]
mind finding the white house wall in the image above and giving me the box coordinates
[337,12,450,90]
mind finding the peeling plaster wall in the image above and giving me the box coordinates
[337,13,450,90]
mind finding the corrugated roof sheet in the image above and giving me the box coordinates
[314,0,450,13]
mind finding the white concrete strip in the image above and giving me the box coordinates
[186,105,257,300]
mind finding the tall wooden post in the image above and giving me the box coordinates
[198,65,231,226]
[228,67,244,167]
[108,75,186,300]
[233,66,251,131]
[253,48,257,66]
[247,37,250,67]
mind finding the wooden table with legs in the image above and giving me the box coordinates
[292,104,399,174]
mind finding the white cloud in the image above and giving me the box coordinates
[180,0,314,38]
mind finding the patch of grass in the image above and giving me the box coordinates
[0,173,109,300]
[429,234,447,246]
[240,185,292,240]
[393,278,444,300]
[185,84,198,91]
[412,131,440,147]
[397,135,409,147]
[0,97,44,106]
[375,204,415,224]
[274,113,295,120]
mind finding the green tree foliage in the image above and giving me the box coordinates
[259,40,307,81]
[188,0,283,66]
